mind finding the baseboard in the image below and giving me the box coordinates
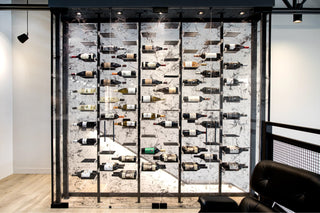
[13,168,50,174]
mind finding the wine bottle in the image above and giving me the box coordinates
[112,170,137,179]
[195,121,219,128]
[153,154,178,162]
[194,154,218,162]
[100,79,126,86]
[224,78,243,86]
[182,146,208,154]
[183,61,207,68]
[221,162,248,171]
[223,96,246,103]
[114,121,137,128]
[221,146,249,154]
[71,53,96,62]
[142,62,166,69]
[100,113,125,120]
[224,44,249,52]
[141,162,166,171]
[73,121,96,129]
[114,88,137,95]
[71,71,96,79]
[154,87,178,94]
[100,162,125,171]
[182,162,207,171]
[183,96,210,103]
[100,45,125,53]
[112,53,137,61]
[112,70,136,78]
[142,79,167,86]
[113,104,137,111]
[183,130,206,137]
[101,62,123,70]
[142,45,167,53]
[183,79,204,86]
[142,96,164,103]
[72,170,97,179]
[73,138,97,145]
[153,121,178,128]
[141,147,165,154]
[198,87,220,94]
[100,97,124,103]
[142,113,165,120]
[72,88,97,95]
[194,53,221,61]
[72,105,96,111]
[196,70,220,78]
[112,155,136,162]
[224,62,245,69]
[183,113,207,120]
[223,112,247,120]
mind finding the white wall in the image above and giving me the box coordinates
[0,10,13,180]
[12,10,51,173]
[271,14,320,144]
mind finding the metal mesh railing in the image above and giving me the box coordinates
[273,140,320,175]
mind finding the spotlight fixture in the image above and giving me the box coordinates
[198,11,204,15]
[240,11,245,16]
[76,12,81,16]
[117,11,123,15]
[293,14,302,23]
[153,7,168,14]
[17,0,29,43]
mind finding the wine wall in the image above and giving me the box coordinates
[66,19,252,202]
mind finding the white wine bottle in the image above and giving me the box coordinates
[71,53,96,62]
[154,87,178,94]
[114,121,137,128]
[100,97,125,103]
[113,104,137,111]
[73,138,97,145]
[114,88,137,95]
[141,62,166,69]
[182,146,208,154]
[71,71,96,79]
[73,121,96,129]
[183,96,210,103]
[142,96,164,103]
[72,88,97,95]
[72,105,96,111]
[142,113,165,120]
[72,170,97,179]
[183,61,207,68]
[99,163,124,171]
[112,70,136,78]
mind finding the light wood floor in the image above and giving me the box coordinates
[0,174,242,213]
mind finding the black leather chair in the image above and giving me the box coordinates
[239,160,320,212]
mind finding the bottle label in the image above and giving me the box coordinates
[229,163,239,170]
[205,53,217,58]
[121,70,131,77]
[203,154,212,160]
[189,130,197,136]
[85,71,93,77]
[126,121,136,127]
[189,113,197,119]
[103,163,114,171]
[163,154,177,162]
[103,79,111,85]
[229,146,240,154]
[169,87,177,94]
[123,171,135,179]
[80,53,90,60]
[143,113,152,118]
[126,53,135,59]
[165,121,173,127]
[142,96,151,103]
[81,171,90,178]
[126,105,136,110]
[82,122,87,128]
[103,62,111,68]
[229,44,236,50]
[122,156,135,162]
[144,79,153,85]
[104,114,115,119]
[184,163,197,171]
[127,88,136,94]
[82,138,87,145]
[145,45,153,50]
[80,105,95,111]
[144,147,155,154]
[147,62,156,68]
[184,61,193,67]
[188,96,200,102]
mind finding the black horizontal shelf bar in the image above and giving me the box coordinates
[68,192,248,197]
[265,121,320,135]
[0,4,49,10]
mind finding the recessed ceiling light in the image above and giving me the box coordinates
[293,14,302,23]
[159,12,162,15]
[198,11,204,15]
[117,11,123,15]
[76,12,81,16]
[240,11,245,15]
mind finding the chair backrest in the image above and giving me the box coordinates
[251,160,320,212]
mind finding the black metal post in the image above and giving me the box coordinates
[50,11,54,206]
[97,13,101,203]
[267,13,272,122]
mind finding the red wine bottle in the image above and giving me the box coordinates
[183,130,206,137]
[223,112,247,120]
[194,154,218,162]
[142,79,167,86]
[194,53,221,61]
[183,113,207,120]
[112,70,136,78]
[198,87,220,94]
[141,147,165,154]
[183,79,204,86]
[153,154,178,162]
[101,62,124,70]
[72,170,97,179]
[100,114,125,120]
[221,146,249,154]
[195,121,219,128]
[71,53,96,62]
[71,71,96,79]
[100,79,126,86]
[224,78,243,86]
[182,162,207,171]
[112,53,137,61]
[99,163,124,171]
[73,121,96,129]
[141,162,166,171]
[142,62,166,69]
[112,170,136,179]
[142,45,167,53]
[196,70,220,78]
[154,87,178,94]
[100,46,125,53]
[223,96,246,103]
[73,138,96,145]
[221,162,248,171]
[182,146,208,154]
[112,156,136,162]
[224,62,246,69]
[153,121,178,128]
[224,44,249,52]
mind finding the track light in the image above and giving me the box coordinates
[17,0,29,43]
[117,11,123,15]
[198,11,204,15]
[293,14,302,23]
